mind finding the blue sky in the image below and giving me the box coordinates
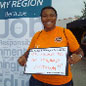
[52,0,85,19]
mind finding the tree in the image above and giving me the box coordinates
[80,1,86,19]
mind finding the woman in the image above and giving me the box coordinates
[18,6,84,86]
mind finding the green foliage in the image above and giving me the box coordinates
[80,1,86,19]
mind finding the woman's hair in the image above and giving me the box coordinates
[40,6,57,17]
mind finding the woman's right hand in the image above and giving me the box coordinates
[18,55,27,66]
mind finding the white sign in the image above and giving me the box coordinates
[24,47,68,75]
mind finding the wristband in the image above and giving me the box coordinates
[78,54,83,58]
[70,54,83,58]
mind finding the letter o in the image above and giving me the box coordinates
[10,19,27,38]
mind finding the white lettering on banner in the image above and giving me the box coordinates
[0,0,43,9]
[12,0,43,7]
[5,11,27,17]
[0,1,11,8]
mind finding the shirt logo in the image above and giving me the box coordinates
[55,37,62,42]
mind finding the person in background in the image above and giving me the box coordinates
[18,6,84,86]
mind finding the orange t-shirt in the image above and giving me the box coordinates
[27,26,80,85]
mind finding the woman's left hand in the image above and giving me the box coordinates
[68,54,82,64]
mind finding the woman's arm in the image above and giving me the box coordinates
[17,31,41,66]
[68,48,84,64]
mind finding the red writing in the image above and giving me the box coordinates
[41,58,60,63]
[34,65,56,71]
[31,58,37,62]
[56,52,64,56]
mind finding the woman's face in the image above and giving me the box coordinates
[41,8,57,31]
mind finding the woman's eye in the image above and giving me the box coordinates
[42,15,47,17]
[42,14,56,18]
[50,14,56,17]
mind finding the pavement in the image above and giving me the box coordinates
[71,58,86,86]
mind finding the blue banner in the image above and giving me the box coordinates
[0,0,52,19]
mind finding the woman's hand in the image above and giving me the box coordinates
[18,50,29,66]
[18,55,27,66]
[68,54,82,64]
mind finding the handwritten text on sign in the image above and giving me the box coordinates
[24,47,68,75]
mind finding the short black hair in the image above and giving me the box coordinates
[40,6,57,17]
